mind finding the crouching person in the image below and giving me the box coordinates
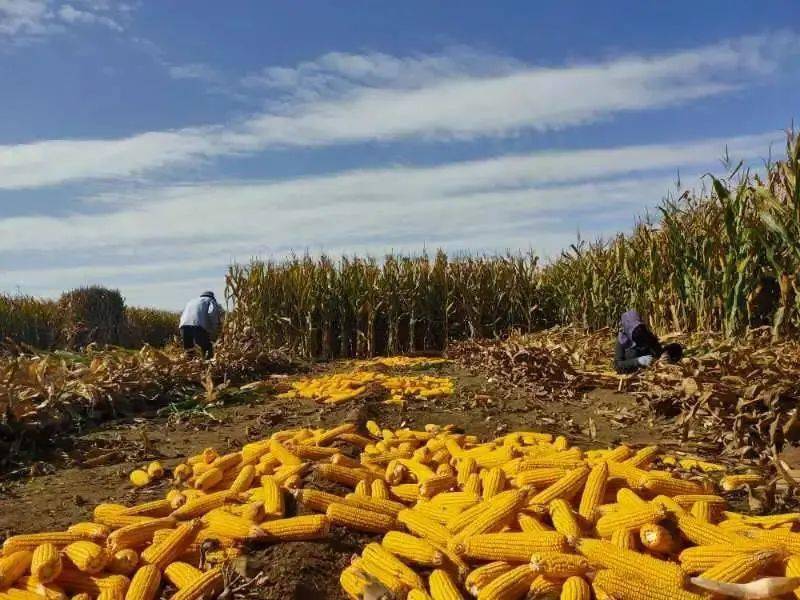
[179,291,221,359]
[614,309,682,373]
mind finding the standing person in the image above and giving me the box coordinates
[179,291,221,359]
[614,309,682,373]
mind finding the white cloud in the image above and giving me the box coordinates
[0,0,127,40]
[1,34,796,189]
[57,3,121,31]
[168,62,220,82]
[0,131,782,307]
[0,0,52,35]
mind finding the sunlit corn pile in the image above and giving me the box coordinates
[278,370,454,405]
[5,422,800,600]
[360,357,450,369]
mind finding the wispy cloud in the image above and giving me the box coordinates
[57,3,121,31]
[168,62,220,83]
[0,0,128,41]
[1,34,796,189]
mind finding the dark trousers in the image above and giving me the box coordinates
[181,326,213,358]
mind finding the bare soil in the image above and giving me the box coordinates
[0,362,677,599]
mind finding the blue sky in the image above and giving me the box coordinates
[1,1,798,309]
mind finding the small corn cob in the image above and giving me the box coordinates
[390,484,420,503]
[529,553,589,578]
[170,491,238,519]
[638,523,677,554]
[107,518,177,552]
[16,576,67,600]
[259,515,330,541]
[173,465,192,482]
[291,488,343,513]
[371,479,390,500]
[4,533,87,554]
[339,565,370,599]
[615,488,648,509]
[351,557,407,598]
[450,490,527,549]
[66,523,110,541]
[651,495,685,515]
[124,565,160,600]
[513,469,569,488]
[464,473,481,496]
[326,503,395,533]
[170,566,223,600]
[720,474,762,491]
[610,528,638,551]
[677,545,767,574]
[258,476,285,519]
[675,514,739,546]
[344,494,406,517]
[362,543,425,590]
[592,569,705,600]
[575,539,685,587]
[624,446,659,468]
[226,465,255,494]
[31,544,62,583]
[455,532,567,561]
[354,480,371,496]
[548,499,582,541]
[699,549,779,583]
[314,423,357,446]
[141,520,202,570]
[292,445,340,461]
[107,550,139,576]
[420,475,458,498]
[272,463,309,486]
[560,576,590,600]
[202,510,265,540]
[164,562,203,589]
[481,468,505,500]
[269,439,302,466]
[527,467,589,508]
[518,513,552,533]
[641,474,705,496]
[397,510,450,546]
[146,462,165,479]
[577,461,608,523]
[595,504,666,538]
[54,569,129,596]
[0,551,33,588]
[465,562,513,596]
[527,575,562,598]
[129,471,151,488]
[476,564,534,600]
[63,542,109,575]
[382,532,443,567]
[193,468,223,491]
[429,569,464,600]
[317,464,374,487]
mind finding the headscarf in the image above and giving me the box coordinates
[201,291,216,299]
[618,310,644,349]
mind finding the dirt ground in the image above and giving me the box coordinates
[0,362,684,599]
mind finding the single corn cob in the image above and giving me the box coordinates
[624,446,659,468]
[362,543,425,590]
[63,542,109,575]
[548,499,581,542]
[528,467,589,508]
[0,551,33,588]
[193,468,223,491]
[315,423,357,446]
[615,488,648,509]
[699,549,779,583]
[690,500,714,523]
[529,553,589,578]
[678,545,769,574]
[141,520,201,570]
[449,490,527,550]
[382,532,443,567]
[129,471,151,488]
[354,480,371,497]
[397,510,450,546]
[464,473,481,496]
[518,513,552,533]
[641,475,705,496]
[675,514,739,546]
[317,464,374,487]
[390,484,420,503]
[527,575,562,599]
[476,564,534,600]
[575,539,685,587]
[639,523,677,554]
[107,550,139,576]
[420,475,458,498]
[227,465,255,494]
[592,569,704,600]
[4,533,86,554]
[596,504,666,538]
[456,458,477,487]
[465,562,513,596]
[164,563,203,590]
[170,491,238,519]
[429,569,464,600]
[292,445,340,461]
[397,459,437,484]
[577,461,608,524]
[269,439,302,466]
[344,494,406,517]
[120,500,172,519]
[560,576,590,600]
[326,503,394,533]
[651,495,685,515]
[339,565,370,600]
[146,462,164,479]
[53,569,129,596]
[455,532,567,562]
[366,421,382,437]
[291,489,343,513]
[481,468,505,500]
[170,567,223,600]
[350,557,407,599]
[371,479,390,500]
[721,474,762,491]
[66,523,110,542]
[260,476,285,519]
[31,544,62,583]
[259,515,330,541]
[272,462,309,486]
[428,492,481,511]
[202,510,265,540]
[610,529,638,551]
[124,565,160,600]
[228,501,264,522]
[209,452,242,473]
[173,465,192,483]
[16,577,67,600]
[107,518,177,552]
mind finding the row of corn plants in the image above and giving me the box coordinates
[225,132,799,357]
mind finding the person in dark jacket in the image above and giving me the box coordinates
[614,309,682,373]
[179,291,221,359]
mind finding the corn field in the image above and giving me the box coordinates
[226,132,799,358]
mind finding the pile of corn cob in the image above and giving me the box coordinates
[278,371,454,405]
[3,421,798,600]
[360,357,449,370]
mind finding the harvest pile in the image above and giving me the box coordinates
[8,421,800,600]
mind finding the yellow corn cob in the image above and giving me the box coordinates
[481,468,505,500]
[129,471,151,488]
[259,515,330,540]
[366,421,382,437]
[260,476,285,519]
[651,495,685,515]
[163,563,202,590]
[124,565,160,600]
[675,514,739,546]
[226,465,255,494]
[553,436,569,451]
[31,544,62,583]
[391,484,420,503]
[16,577,67,600]
[63,542,109,575]
[272,463,309,486]
[475,564,533,600]
[560,575,591,600]
[317,464,374,487]
[720,473,762,491]
[785,555,800,600]
[291,488,343,513]
[615,488,648,509]
[396,459,437,484]
[120,500,172,519]
[596,504,666,538]
[141,520,201,569]
[338,433,373,448]
[699,549,779,583]
[192,467,223,491]
[518,513,552,533]
[0,551,33,588]
[170,491,238,519]
[527,574,562,599]
[548,499,582,542]
[408,590,433,600]
[529,553,589,578]
[641,474,705,496]
[456,458,477,487]
[146,462,164,479]
[591,569,704,600]
[445,500,492,534]
[107,550,139,576]
[4,534,86,554]
[371,479,390,500]
[463,473,481,496]
[354,480,371,496]
[610,528,638,551]
[455,532,568,561]
[451,489,527,548]
[66,523,110,542]
[3,589,48,600]
[227,501,264,522]
[397,510,450,546]
[465,562,513,596]
[107,518,177,552]
[738,513,800,529]
[170,567,223,600]
[54,569,129,596]
[202,510,265,540]
[577,461,608,523]
[414,502,456,525]
[326,503,394,533]
[268,438,302,466]
[381,532,443,567]
[350,557,407,598]
[690,500,714,523]
[429,569,463,600]
[173,464,192,482]
[639,523,677,554]
[315,423,357,446]
[623,446,659,468]
[420,475,458,498]
[678,545,768,574]
[362,543,425,590]
[339,565,370,600]
[344,494,406,517]
[673,494,727,508]
[208,452,242,473]
[514,467,568,488]
[291,445,340,461]
[575,539,685,587]
[528,466,589,508]
[606,461,649,489]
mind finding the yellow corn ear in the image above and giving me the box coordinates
[675,514,739,546]
[269,438,302,466]
[463,473,481,496]
[639,523,678,554]
[4,534,87,554]
[31,544,62,583]
[517,514,551,533]
[610,528,638,551]
[163,562,202,590]
[258,515,330,541]
[339,565,370,599]
[361,543,425,590]
[107,550,139,576]
[63,542,109,575]
[317,464,374,487]
[449,490,526,550]
[595,504,666,538]
[624,446,659,468]
[226,465,255,494]
[170,567,223,600]
[616,488,648,509]
[107,518,177,552]
[548,499,582,541]
[16,576,67,600]
[354,480,370,497]
[577,461,608,523]
[291,488,343,513]
[129,471,151,488]
[381,532,443,567]
[528,466,589,508]
[429,568,463,600]
[464,562,513,596]
[173,464,192,482]
[146,462,164,479]
[0,551,33,588]
[192,468,223,491]
[690,500,715,523]
[397,510,450,547]
[476,564,534,600]
[699,549,779,583]
[124,565,160,600]
[420,475,457,498]
[455,532,568,562]
[140,520,201,570]
[202,510,264,540]
[481,468,505,500]
[326,503,395,533]
[529,553,590,578]
[720,474,762,491]
[390,484,420,503]
[260,476,285,519]
[592,569,705,600]
[170,491,238,519]
[575,539,685,587]
[371,479,390,500]
[560,575,591,600]
[66,523,110,542]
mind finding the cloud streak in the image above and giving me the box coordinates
[1,34,796,189]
